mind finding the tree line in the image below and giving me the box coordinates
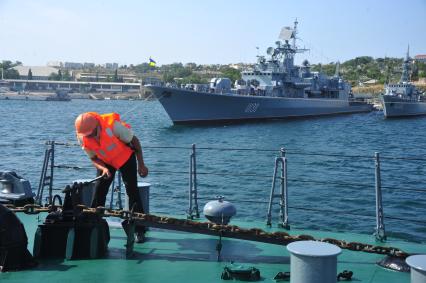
[131,56,426,86]
[2,56,426,86]
[129,62,242,84]
[311,56,426,85]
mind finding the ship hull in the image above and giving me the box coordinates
[147,86,373,124]
[382,95,426,118]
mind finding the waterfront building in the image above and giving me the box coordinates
[75,72,139,83]
[104,63,119,69]
[83,62,96,69]
[64,62,83,69]
[414,55,426,63]
[5,79,141,93]
[12,66,58,80]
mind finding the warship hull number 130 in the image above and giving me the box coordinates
[147,20,372,124]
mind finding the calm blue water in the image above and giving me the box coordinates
[1,99,425,242]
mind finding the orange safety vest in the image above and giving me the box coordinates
[82,112,133,169]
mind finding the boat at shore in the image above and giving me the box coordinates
[45,90,71,101]
[146,20,372,125]
[382,48,426,118]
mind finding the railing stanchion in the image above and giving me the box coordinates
[36,140,55,205]
[36,145,49,204]
[374,152,386,241]
[266,148,290,229]
[266,159,278,226]
[188,144,199,219]
[281,149,289,229]
[117,171,123,209]
[48,141,55,205]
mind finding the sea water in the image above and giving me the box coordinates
[1,99,425,242]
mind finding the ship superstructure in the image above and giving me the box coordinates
[240,20,350,100]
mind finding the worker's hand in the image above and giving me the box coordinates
[101,167,111,178]
[138,164,148,178]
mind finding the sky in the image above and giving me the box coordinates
[0,0,425,66]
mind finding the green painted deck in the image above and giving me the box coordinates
[2,213,425,283]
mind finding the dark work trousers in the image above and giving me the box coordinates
[91,153,144,232]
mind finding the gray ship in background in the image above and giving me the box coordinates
[146,20,372,124]
[382,47,426,118]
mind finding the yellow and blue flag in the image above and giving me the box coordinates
[149,57,156,67]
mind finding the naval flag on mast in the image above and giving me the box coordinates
[149,57,156,67]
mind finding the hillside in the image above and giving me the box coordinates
[131,56,426,88]
[311,56,426,85]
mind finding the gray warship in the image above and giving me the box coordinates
[146,20,372,124]
[382,47,426,118]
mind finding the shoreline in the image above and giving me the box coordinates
[353,83,426,95]
[0,91,144,101]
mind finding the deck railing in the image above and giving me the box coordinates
[36,140,426,243]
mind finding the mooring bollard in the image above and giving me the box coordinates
[406,255,426,283]
[287,240,341,283]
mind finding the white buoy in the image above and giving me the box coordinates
[287,240,341,283]
[406,255,426,283]
[203,196,236,224]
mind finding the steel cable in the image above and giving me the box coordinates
[50,141,426,162]
[49,165,426,194]
[384,216,426,225]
